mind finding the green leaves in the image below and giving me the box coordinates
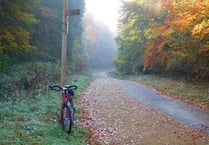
[0,0,38,58]
[115,1,148,74]
[115,0,209,80]
[0,0,86,73]
[1,26,36,55]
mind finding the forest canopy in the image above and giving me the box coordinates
[115,0,209,81]
[0,0,85,73]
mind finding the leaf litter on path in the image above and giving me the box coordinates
[78,78,209,145]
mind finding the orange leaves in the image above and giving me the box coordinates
[142,37,169,70]
[142,0,209,73]
[192,20,209,40]
[149,25,174,38]
[164,0,209,37]
[116,0,209,75]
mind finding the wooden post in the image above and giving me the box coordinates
[60,0,80,86]
[61,0,68,86]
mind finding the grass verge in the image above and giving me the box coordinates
[0,74,93,145]
[109,71,209,109]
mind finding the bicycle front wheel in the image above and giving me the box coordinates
[61,103,74,133]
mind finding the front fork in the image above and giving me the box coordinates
[61,93,74,120]
[61,101,74,118]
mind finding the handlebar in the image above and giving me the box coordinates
[49,85,77,92]
[65,85,77,90]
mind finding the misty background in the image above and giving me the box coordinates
[83,0,119,70]
[83,13,117,69]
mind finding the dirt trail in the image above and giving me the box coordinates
[78,73,209,145]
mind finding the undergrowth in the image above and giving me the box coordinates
[0,68,93,144]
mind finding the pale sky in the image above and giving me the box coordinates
[85,0,121,32]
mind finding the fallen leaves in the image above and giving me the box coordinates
[78,78,209,144]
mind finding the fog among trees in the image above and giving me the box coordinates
[83,13,118,70]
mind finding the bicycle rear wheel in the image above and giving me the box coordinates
[61,103,74,133]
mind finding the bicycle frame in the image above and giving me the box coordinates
[61,90,72,119]
[49,85,77,133]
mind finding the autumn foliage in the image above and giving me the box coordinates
[115,0,209,80]
[0,0,86,73]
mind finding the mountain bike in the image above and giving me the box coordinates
[49,85,77,133]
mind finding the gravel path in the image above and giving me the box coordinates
[115,79,209,135]
[78,76,209,145]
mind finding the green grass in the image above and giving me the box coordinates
[133,74,209,107]
[0,74,93,145]
[109,71,209,108]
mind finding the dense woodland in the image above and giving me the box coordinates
[0,0,118,101]
[115,0,209,81]
[0,0,85,72]
[0,0,85,100]
[2,0,209,102]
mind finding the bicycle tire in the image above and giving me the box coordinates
[61,103,74,133]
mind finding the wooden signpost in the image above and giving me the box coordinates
[61,0,80,86]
